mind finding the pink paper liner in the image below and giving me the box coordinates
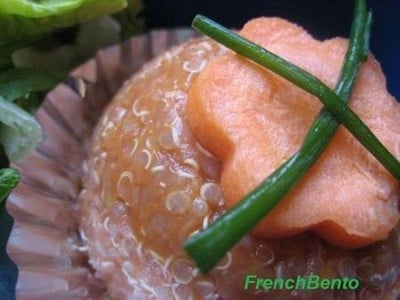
[6,28,199,300]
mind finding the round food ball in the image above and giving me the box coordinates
[79,21,400,299]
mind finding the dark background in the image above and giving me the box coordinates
[145,0,400,98]
[1,1,399,299]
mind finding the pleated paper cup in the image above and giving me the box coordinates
[6,28,199,300]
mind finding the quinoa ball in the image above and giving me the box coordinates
[79,31,400,300]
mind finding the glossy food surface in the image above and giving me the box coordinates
[79,28,400,299]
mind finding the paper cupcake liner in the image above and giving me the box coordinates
[6,28,199,300]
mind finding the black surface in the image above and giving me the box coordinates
[0,204,17,300]
[1,1,399,299]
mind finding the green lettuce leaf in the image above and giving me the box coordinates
[75,16,121,60]
[113,0,144,39]
[12,16,122,80]
[0,96,42,162]
[0,36,41,69]
[12,45,77,79]
[0,168,19,204]
[0,0,127,43]
[0,68,58,102]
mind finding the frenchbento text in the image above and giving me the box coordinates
[243,274,360,290]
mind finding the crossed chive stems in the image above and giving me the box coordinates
[184,0,400,274]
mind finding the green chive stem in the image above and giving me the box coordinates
[0,168,20,204]
[185,0,378,273]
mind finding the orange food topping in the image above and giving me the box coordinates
[187,17,400,249]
